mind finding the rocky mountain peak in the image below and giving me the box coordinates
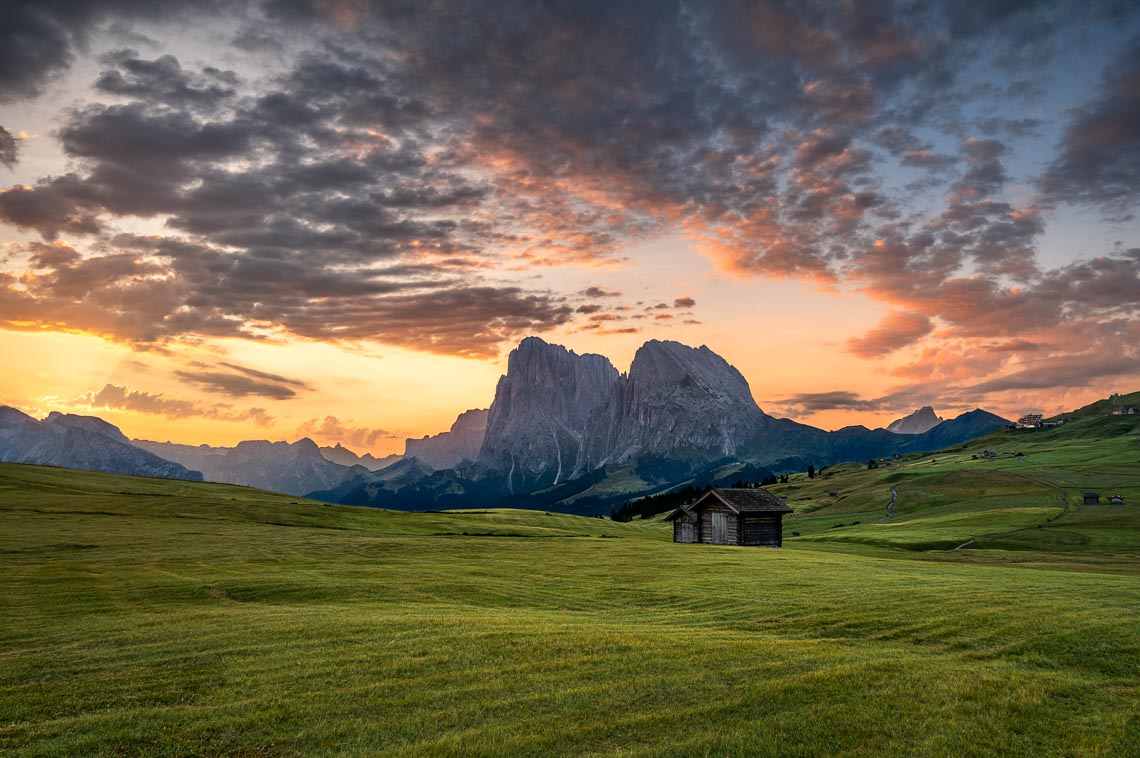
[886,406,944,434]
[629,340,756,405]
[477,337,618,490]
[576,340,766,473]
[44,411,132,446]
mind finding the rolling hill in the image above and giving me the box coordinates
[2,452,1137,754]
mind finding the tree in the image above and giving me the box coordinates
[867,459,879,469]
[807,464,815,479]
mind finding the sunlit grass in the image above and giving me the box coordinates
[2,462,1139,755]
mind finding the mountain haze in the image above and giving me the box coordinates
[319,443,400,470]
[0,407,202,481]
[134,438,366,496]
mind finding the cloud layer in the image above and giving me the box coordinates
[0,0,1137,402]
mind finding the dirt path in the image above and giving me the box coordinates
[886,487,897,518]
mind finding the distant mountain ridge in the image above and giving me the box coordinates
[134,438,367,497]
[404,408,488,469]
[0,407,202,481]
[319,443,400,470]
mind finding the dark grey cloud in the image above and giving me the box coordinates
[215,362,310,389]
[0,1,224,102]
[94,50,239,109]
[673,296,696,309]
[174,369,302,399]
[968,354,1140,393]
[1,0,1138,374]
[1040,37,1140,220]
[0,126,18,169]
[776,391,891,414]
[582,287,622,299]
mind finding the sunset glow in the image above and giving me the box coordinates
[1,2,1138,454]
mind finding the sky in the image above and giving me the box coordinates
[1,0,1138,456]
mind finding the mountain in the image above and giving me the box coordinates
[319,443,401,470]
[134,438,366,496]
[404,408,488,469]
[887,406,944,434]
[912,409,1011,450]
[0,407,202,481]
[577,340,767,474]
[311,337,1011,514]
[306,456,442,506]
[477,337,618,491]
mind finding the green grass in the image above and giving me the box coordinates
[770,414,1140,565]
[2,462,1139,756]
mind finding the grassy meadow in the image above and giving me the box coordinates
[2,432,1139,755]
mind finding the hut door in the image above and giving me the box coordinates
[711,512,729,543]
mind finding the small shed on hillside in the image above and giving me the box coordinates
[1109,494,1124,505]
[1083,492,1101,505]
[667,488,794,547]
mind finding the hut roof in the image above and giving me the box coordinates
[664,506,696,522]
[694,488,793,514]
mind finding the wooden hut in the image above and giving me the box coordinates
[670,506,698,543]
[666,488,793,547]
[1083,492,1101,505]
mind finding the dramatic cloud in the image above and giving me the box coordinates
[1040,38,1140,220]
[968,354,1140,394]
[74,383,273,425]
[0,0,1138,401]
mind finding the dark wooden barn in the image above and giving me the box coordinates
[1083,492,1101,505]
[667,488,793,547]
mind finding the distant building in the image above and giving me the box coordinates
[1112,407,1137,416]
[983,449,999,458]
[1016,414,1044,429]
[668,488,793,547]
[1109,494,1124,506]
[1083,492,1101,505]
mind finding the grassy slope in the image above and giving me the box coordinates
[2,462,1139,756]
[769,413,1140,562]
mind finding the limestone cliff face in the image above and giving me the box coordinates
[886,406,943,434]
[576,340,767,473]
[477,337,617,490]
[0,406,202,481]
[404,408,488,469]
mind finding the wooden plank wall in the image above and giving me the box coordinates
[741,515,782,547]
[699,504,739,545]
